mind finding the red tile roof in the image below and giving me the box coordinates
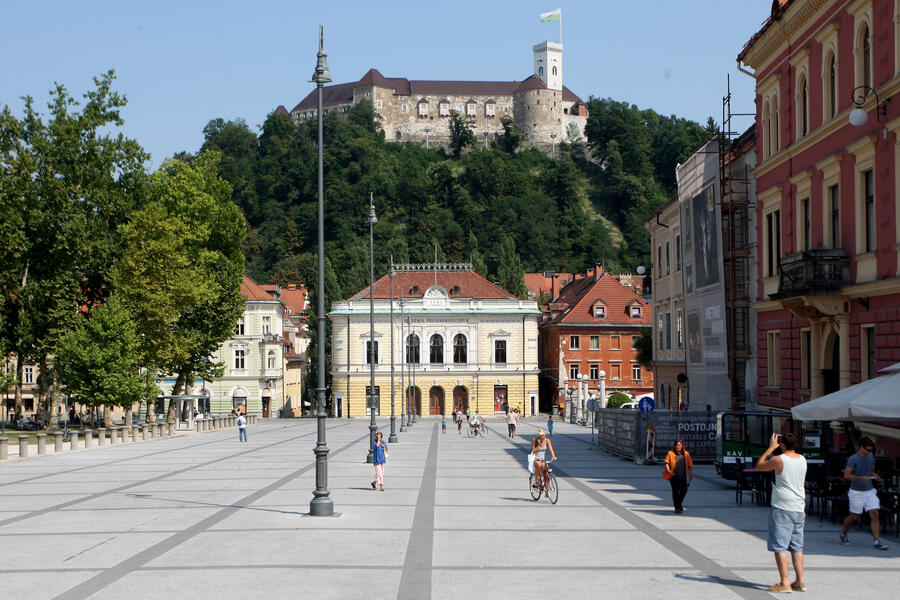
[241,275,275,301]
[347,269,517,301]
[261,283,307,316]
[544,271,652,326]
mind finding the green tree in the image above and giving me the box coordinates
[606,392,633,409]
[114,151,245,423]
[466,232,488,277]
[496,235,527,298]
[447,110,476,158]
[633,327,653,370]
[494,114,524,153]
[55,297,157,427]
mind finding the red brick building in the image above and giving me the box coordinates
[739,0,900,453]
[538,266,653,414]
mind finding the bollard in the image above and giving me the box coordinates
[19,435,29,458]
[37,433,47,455]
[168,422,175,436]
[213,417,219,430]
[142,424,148,441]
[120,427,128,443]
[54,431,63,453]
[131,426,137,443]
[110,427,118,445]
[201,419,208,432]
[0,437,7,460]
[84,430,93,449]
[97,428,107,446]
[70,432,79,451]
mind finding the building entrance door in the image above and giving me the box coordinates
[429,387,444,415]
[453,386,468,412]
[261,398,270,418]
[406,387,422,416]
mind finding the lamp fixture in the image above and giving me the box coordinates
[849,85,888,127]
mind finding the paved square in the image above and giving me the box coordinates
[1,418,897,599]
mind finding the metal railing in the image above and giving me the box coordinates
[772,249,849,299]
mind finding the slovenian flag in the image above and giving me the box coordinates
[540,8,561,22]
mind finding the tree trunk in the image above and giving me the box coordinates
[14,355,24,420]
[49,371,61,429]
[103,406,113,428]
[37,356,50,426]
[125,405,133,433]
[145,400,155,424]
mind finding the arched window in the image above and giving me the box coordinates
[798,72,808,137]
[406,334,420,364]
[539,66,544,77]
[430,334,444,364]
[552,66,558,76]
[763,100,771,157]
[862,24,872,87]
[453,334,467,364]
[826,51,837,119]
[772,96,779,152]
[267,350,276,370]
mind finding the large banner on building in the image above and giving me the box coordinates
[677,140,730,412]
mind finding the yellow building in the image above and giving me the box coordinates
[330,264,540,418]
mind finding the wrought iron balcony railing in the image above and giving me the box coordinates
[771,249,849,299]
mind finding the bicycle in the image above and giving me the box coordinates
[466,422,487,438]
[529,459,558,504]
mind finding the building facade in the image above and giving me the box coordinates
[329,265,541,418]
[283,41,588,150]
[264,283,308,417]
[539,266,654,415]
[739,0,900,448]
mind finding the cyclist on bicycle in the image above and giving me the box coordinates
[469,411,482,433]
[532,429,557,488]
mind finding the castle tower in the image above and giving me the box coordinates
[533,41,563,91]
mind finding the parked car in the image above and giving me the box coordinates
[619,402,638,410]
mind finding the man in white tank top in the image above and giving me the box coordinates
[756,432,807,593]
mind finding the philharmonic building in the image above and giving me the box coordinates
[328,264,540,418]
[282,40,588,149]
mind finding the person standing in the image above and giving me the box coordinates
[371,431,387,492]
[840,436,889,550]
[237,412,247,442]
[547,415,553,437]
[664,439,693,513]
[442,416,447,434]
[457,411,463,435]
[512,408,520,438]
[506,409,516,438]
[756,432,807,593]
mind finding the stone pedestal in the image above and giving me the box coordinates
[0,437,8,460]
[110,428,118,445]
[155,423,163,437]
[37,433,47,455]
[141,425,149,441]
[18,435,29,458]
[54,432,64,453]
[84,430,93,449]
[98,428,107,446]
[168,422,175,436]
[70,432,79,451]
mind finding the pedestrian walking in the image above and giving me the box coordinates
[237,413,247,442]
[457,412,463,435]
[506,409,516,438]
[371,431,387,492]
[756,432,807,593]
[547,415,553,437]
[840,436,889,550]
[442,416,447,433]
[513,408,520,438]
[663,439,693,513]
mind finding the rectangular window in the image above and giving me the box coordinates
[418,103,428,116]
[829,184,840,249]
[676,310,683,348]
[494,340,507,364]
[766,210,782,276]
[366,341,379,366]
[665,313,672,350]
[675,234,681,270]
[374,99,383,109]
[610,335,621,350]
[439,103,449,116]
[630,305,641,319]
[864,169,875,252]
[632,364,642,381]
[570,335,580,350]
[466,103,476,116]
[262,316,271,335]
[665,241,671,275]
[610,363,621,380]
[767,331,781,386]
[236,318,244,336]
[589,335,600,349]
[590,364,599,380]
[569,364,579,380]
[862,326,876,381]
[802,197,810,251]
[401,103,408,112]
[486,103,495,116]
[23,366,33,384]
[234,349,245,370]
[658,316,664,350]
[657,245,663,278]
[800,330,810,390]
[594,305,606,318]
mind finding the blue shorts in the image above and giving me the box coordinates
[767,507,805,553]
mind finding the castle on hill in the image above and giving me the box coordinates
[278,41,589,151]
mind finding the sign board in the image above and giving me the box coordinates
[638,397,655,414]
[586,399,599,412]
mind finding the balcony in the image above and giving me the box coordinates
[771,250,849,299]
[260,333,282,344]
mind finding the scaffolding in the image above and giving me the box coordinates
[719,75,755,410]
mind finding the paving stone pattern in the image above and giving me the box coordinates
[0,418,897,599]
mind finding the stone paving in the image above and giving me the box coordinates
[0,417,897,599]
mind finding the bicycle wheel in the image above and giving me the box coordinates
[529,474,541,500]
[479,426,487,437]
[467,427,474,438]
[545,473,559,504]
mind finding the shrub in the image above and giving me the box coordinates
[606,392,633,409]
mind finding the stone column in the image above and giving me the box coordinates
[110,427,118,445]
[97,428,106,446]
[121,427,129,443]
[598,371,608,408]
[131,426,138,443]
[141,424,149,440]
[37,433,47,455]
[70,432,79,451]
[202,419,208,432]
[84,430,93,449]
[19,435,29,458]
[168,422,175,436]
[838,314,851,389]
[0,437,8,460]
[810,318,824,399]
[54,431,64,453]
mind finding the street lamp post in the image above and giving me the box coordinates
[399,298,406,433]
[407,314,413,427]
[309,25,333,517]
[388,259,397,443]
[366,193,378,464]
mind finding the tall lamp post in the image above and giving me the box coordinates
[388,259,398,443]
[366,193,378,463]
[309,26,333,517]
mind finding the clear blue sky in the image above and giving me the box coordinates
[2,1,771,169]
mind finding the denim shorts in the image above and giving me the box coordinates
[767,507,805,553]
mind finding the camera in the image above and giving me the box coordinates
[776,434,783,444]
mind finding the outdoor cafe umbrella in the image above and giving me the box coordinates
[791,362,900,421]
